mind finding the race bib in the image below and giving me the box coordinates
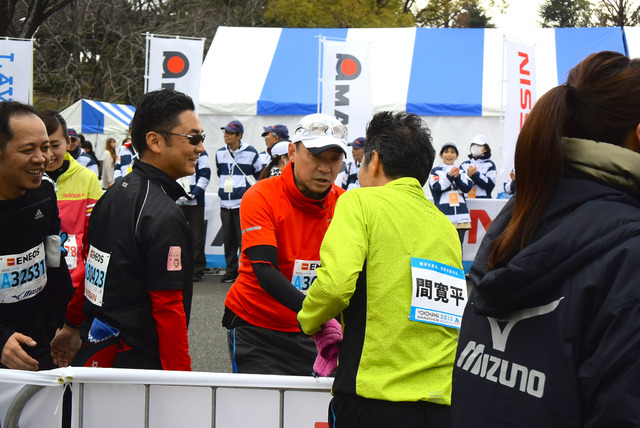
[85,246,111,307]
[0,243,47,303]
[448,192,460,207]
[409,257,467,329]
[291,259,321,295]
[224,176,234,193]
[63,234,78,269]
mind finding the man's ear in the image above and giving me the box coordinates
[146,132,162,155]
[369,150,382,177]
[287,142,297,162]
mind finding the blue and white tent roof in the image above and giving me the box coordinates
[199,26,629,117]
[61,99,135,155]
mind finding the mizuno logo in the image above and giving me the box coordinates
[34,209,44,220]
[456,297,564,399]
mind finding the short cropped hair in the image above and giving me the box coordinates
[130,89,195,156]
[0,101,39,151]
[38,109,69,142]
[363,111,435,186]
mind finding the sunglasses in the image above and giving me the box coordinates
[295,122,348,139]
[157,131,206,145]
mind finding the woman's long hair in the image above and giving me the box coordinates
[488,51,640,269]
[105,138,117,162]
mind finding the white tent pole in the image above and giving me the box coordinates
[144,32,151,94]
[317,36,324,114]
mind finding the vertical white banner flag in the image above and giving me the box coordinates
[146,35,205,109]
[0,38,33,103]
[502,39,536,181]
[321,39,372,141]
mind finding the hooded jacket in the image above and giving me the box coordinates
[452,138,640,427]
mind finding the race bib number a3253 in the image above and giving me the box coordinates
[85,246,110,307]
[0,243,47,303]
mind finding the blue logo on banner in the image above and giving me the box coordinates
[0,53,15,101]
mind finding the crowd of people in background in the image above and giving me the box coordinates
[3,50,640,427]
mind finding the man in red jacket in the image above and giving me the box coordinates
[51,89,204,370]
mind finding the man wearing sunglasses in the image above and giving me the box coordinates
[223,113,347,375]
[52,89,204,371]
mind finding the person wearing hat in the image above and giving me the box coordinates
[342,137,365,190]
[429,143,473,249]
[298,112,461,427]
[114,136,137,182]
[223,113,347,375]
[215,120,262,283]
[67,128,82,159]
[258,140,290,180]
[259,124,290,168]
[459,134,496,198]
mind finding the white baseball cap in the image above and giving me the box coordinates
[291,113,348,156]
[470,134,489,146]
[270,141,290,158]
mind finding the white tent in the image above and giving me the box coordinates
[198,26,633,192]
[60,99,135,157]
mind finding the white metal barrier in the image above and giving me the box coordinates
[0,368,333,428]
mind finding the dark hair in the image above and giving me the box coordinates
[38,109,69,142]
[363,111,435,186]
[258,154,288,180]
[130,89,195,156]
[489,51,640,269]
[81,140,93,151]
[0,101,39,151]
[440,143,458,157]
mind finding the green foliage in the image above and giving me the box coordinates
[539,0,640,27]
[415,0,497,28]
[539,0,594,27]
[264,0,416,28]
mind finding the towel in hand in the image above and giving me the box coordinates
[312,318,343,377]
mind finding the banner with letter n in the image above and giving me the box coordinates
[145,34,205,110]
[320,38,372,140]
[0,38,33,103]
[502,38,537,180]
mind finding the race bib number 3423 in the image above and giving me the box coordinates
[85,246,111,307]
[0,243,47,303]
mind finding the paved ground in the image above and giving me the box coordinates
[187,271,233,373]
[187,271,475,373]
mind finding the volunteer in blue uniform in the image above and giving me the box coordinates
[0,101,73,371]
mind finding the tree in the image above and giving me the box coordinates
[264,0,415,28]
[0,0,72,38]
[539,0,594,27]
[594,0,640,26]
[415,0,500,28]
[32,0,262,110]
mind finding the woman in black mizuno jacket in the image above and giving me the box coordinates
[452,51,640,427]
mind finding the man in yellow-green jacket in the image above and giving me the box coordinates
[298,111,464,428]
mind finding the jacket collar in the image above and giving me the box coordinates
[132,159,189,201]
[563,137,640,194]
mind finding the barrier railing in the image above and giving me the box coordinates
[0,368,333,428]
